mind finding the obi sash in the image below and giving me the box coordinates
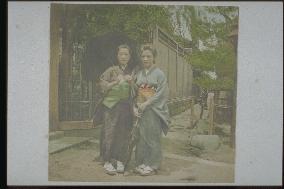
[137,84,156,103]
[102,81,130,109]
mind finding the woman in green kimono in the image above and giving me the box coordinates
[133,45,170,176]
[98,44,135,175]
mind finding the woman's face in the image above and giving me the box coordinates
[117,48,130,66]
[141,49,154,69]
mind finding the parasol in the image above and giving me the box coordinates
[82,32,141,81]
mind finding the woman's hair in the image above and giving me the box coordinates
[140,44,157,64]
[140,45,157,58]
[116,44,134,72]
[117,44,131,55]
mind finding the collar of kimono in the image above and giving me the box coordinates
[143,65,157,76]
[119,64,127,71]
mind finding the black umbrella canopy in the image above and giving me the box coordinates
[82,32,141,81]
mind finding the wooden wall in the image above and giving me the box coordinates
[153,26,193,99]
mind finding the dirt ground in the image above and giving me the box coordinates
[49,108,235,184]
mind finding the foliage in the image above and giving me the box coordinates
[60,4,238,91]
[63,4,174,45]
[193,74,234,91]
[189,43,235,74]
[173,6,238,47]
[187,42,236,90]
[171,6,238,90]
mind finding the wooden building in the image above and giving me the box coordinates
[49,6,193,132]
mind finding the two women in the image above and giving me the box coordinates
[97,44,169,176]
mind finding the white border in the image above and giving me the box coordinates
[8,1,283,186]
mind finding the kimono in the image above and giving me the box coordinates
[133,65,170,170]
[98,65,133,163]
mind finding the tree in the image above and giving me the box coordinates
[61,4,174,46]
[171,6,239,91]
[58,4,238,91]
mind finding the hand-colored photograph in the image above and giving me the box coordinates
[48,3,239,183]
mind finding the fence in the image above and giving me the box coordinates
[151,26,193,99]
[57,26,193,123]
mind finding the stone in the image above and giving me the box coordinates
[189,128,198,136]
[49,137,91,154]
[215,123,231,136]
[49,131,64,141]
[201,110,209,119]
[189,135,221,151]
[186,145,203,157]
[196,119,209,135]
[193,104,202,119]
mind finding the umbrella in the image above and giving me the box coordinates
[124,116,141,171]
[82,32,141,81]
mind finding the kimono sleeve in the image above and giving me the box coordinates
[130,70,139,100]
[99,67,113,93]
[147,70,169,106]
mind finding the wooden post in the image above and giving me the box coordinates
[231,83,236,148]
[88,81,93,120]
[189,98,196,128]
[208,97,214,135]
[229,24,238,148]
[49,4,62,132]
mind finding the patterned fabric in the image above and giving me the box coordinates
[135,66,170,135]
[135,109,162,170]
[134,66,169,170]
[99,65,127,93]
[102,81,130,108]
[100,100,133,162]
[98,65,133,163]
[137,84,156,103]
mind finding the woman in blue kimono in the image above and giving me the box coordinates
[133,45,170,176]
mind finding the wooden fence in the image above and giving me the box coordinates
[151,26,193,99]
[50,20,194,130]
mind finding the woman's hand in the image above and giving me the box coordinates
[107,79,119,89]
[123,74,133,84]
[124,75,132,81]
[137,101,150,112]
[117,74,124,83]
[133,107,142,118]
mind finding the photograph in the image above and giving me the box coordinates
[48,3,239,183]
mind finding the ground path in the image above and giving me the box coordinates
[49,108,235,183]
